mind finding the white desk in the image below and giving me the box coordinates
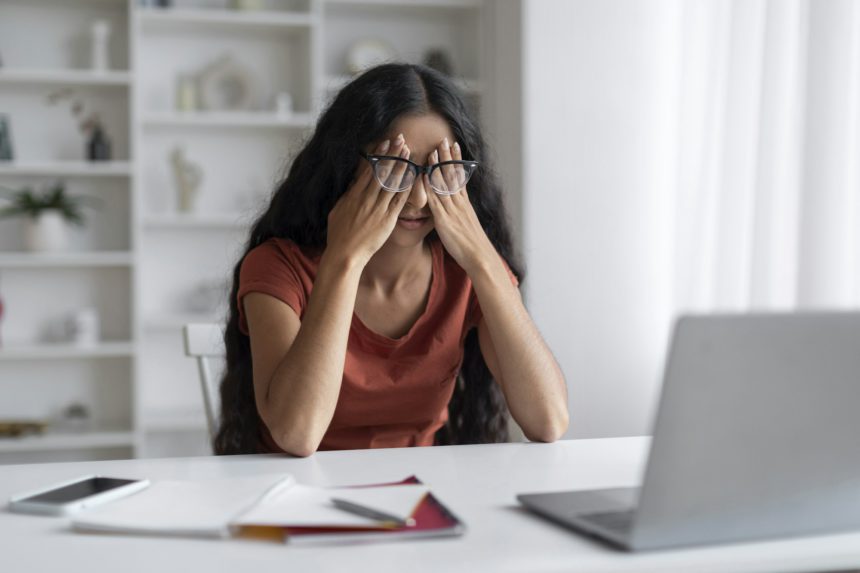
[1,437,859,573]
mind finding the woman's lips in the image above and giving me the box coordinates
[397,216,431,230]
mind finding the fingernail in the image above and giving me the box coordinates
[453,142,460,152]
[443,137,450,149]
[433,150,439,162]
[380,139,390,152]
[400,146,409,158]
[396,133,405,144]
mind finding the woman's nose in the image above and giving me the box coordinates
[406,174,429,209]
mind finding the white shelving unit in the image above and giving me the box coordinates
[0,342,136,361]
[0,0,136,463]
[0,252,134,268]
[0,161,133,177]
[143,213,248,229]
[0,69,132,87]
[137,6,314,29]
[0,431,136,454]
[141,110,315,129]
[1,0,490,462]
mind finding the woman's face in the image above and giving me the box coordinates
[366,112,456,249]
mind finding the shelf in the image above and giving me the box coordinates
[143,213,249,230]
[0,69,131,88]
[142,408,207,432]
[141,111,315,130]
[0,161,133,178]
[325,0,481,9]
[136,7,315,31]
[0,342,135,361]
[0,430,135,453]
[144,313,223,331]
[0,251,134,268]
[325,74,481,95]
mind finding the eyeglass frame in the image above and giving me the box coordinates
[359,151,480,195]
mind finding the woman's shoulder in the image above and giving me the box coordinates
[241,238,323,286]
[245,237,321,266]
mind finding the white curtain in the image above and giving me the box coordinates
[673,0,860,313]
[520,0,860,439]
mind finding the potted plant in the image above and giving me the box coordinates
[0,182,99,252]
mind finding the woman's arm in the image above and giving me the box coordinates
[424,137,569,442]
[245,136,413,457]
[472,262,569,442]
[244,253,363,457]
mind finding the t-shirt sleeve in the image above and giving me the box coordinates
[237,241,305,336]
[467,255,520,330]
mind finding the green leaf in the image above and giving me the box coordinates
[0,181,97,224]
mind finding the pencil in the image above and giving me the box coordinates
[330,497,417,527]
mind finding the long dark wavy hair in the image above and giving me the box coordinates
[214,63,524,455]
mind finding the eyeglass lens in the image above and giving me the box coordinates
[371,158,476,194]
[428,162,475,195]
[373,158,417,192]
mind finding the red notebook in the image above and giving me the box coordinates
[241,476,464,545]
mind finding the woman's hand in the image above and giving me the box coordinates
[325,135,412,267]
[425,137,496,276]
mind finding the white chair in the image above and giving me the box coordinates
[183,323,225,444]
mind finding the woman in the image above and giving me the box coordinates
[215,63,567,456]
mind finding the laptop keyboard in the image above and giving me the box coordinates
[579,509,636,537]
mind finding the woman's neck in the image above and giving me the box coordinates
[361,239,431,295]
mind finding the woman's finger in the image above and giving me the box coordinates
[428,149,449,195]
[437,138,460,194]
[353,138,390,198]
[425,173,449,216]
[451,141,467,195]
[377,145,411,209]
[451,140,462,161]
[387,177,412,216]
[373,134,405,190]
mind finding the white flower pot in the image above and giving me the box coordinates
[24,211,68,252]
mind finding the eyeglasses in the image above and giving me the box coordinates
[360,151,479,195]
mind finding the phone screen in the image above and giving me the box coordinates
[23,477,138,504]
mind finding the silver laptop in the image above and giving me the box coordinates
[518,312,860,551]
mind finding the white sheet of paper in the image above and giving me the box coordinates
[235,483,429,527]
[72,474,292,537]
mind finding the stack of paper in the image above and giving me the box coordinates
[71,474,463,544]
[235,483,429,527]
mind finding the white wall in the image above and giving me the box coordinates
[521,0,681,439]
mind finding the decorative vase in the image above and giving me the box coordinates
[0,115,13,161]
[87,126,112,161]
[275,92,293,118]
[233,0,264,10]
[176,74,198,111]
[66,308,100,347]
[25,211,68,252]
[171,147,203,212]
[423,49,453,76]
[90,20,111,72]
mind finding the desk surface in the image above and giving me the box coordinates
[1,437,859,573]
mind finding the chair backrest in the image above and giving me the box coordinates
[182,323,225,446]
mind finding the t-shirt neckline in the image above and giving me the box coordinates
[350,240,442,347]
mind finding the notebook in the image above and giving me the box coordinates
[72,474,462,544]
[240,476,466,545]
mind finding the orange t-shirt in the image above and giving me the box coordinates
[237,237,518,453]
